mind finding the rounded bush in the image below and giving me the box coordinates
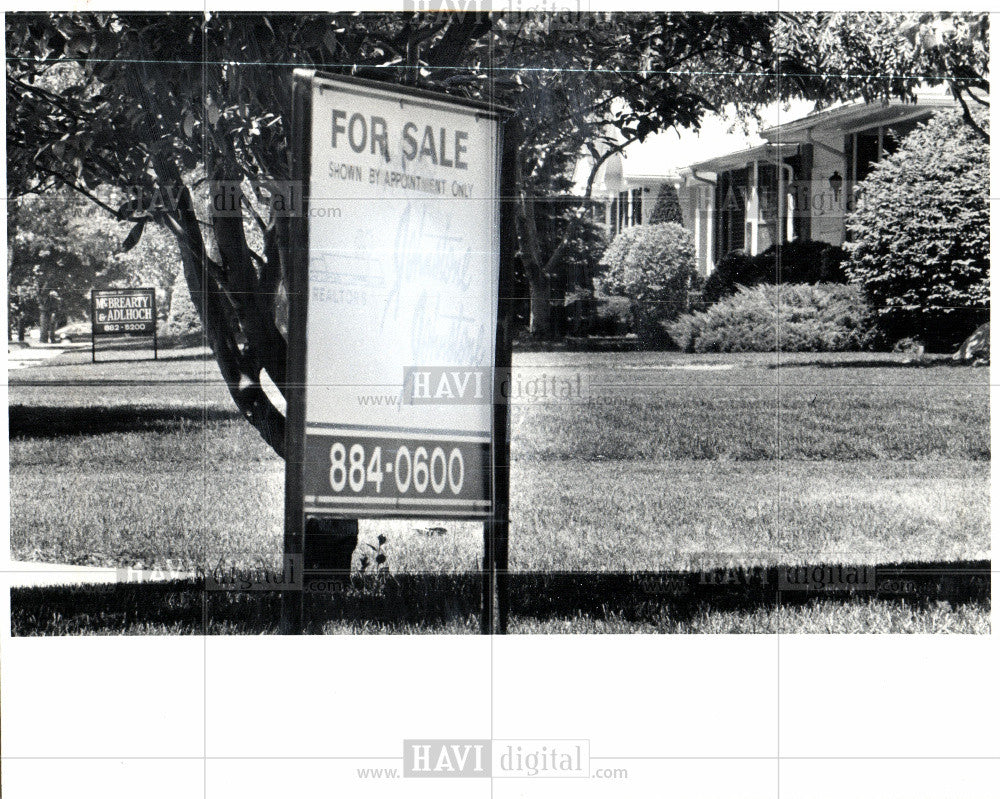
[844,109,989,350]
[597,222,697,347]
[667,283,872,353]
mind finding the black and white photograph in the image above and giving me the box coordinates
[1,4,995,796]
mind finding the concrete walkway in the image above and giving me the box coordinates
[6,560,196,588]
[7,343,70,370]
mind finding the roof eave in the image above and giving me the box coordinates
[760,95,958,140]
[685,141,799,174]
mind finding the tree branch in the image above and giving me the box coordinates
[952,82,989,143]
[542,136,635,275]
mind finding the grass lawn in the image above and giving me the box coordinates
[8,346,990,634]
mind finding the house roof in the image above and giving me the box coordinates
[760,93,956,141]
[685,141,800,174]
[684,92,958,174]
[571,106,784,194]
[573,88,960,190]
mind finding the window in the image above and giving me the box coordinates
[854,130,880,183]
[631,188,643,226]
[848,115,929,188]
[717,168,747,256]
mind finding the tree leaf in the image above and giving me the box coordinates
[120,219,146,252]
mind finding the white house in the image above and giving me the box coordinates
[583,89,959,278]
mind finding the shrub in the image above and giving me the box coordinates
[597,222,697,347]
[702,240,847,303]
[590,293,632,336]
[647,183,684,225]
[702,249,756,304]
[162,270,203,344]
[667,283,871,353]
[844,109,989,351]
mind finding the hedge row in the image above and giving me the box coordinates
[667,283,872,353]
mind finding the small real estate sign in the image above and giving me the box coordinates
[90,287,158,360]
[92,287,156,335]
[288,70,503,520]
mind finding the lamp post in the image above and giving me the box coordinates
[828,170,843,202]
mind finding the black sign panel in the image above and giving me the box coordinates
[91,288,156,336]
[302,428,491,518]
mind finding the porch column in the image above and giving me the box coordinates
[705,196,714,274]
[693,187,702,272]
[777,160,784,243]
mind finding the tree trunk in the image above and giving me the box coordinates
[38,309,52,343]
[304,518,359,577]
[527,275,552,338]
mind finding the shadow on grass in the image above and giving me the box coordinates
[766,357,970,370]
[10,560,990,635]
[22,347,215,367]
[9,405,240,438]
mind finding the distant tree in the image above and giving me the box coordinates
[844,109,989,350]
[7,190,122,341]
[7,187,181,341]
[164,268,203,342]
[647,184,684,225]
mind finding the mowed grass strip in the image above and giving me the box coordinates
[9,459,988,573]
[11,385,987,464]
[10,463,283,569]
[508,599,990,634]
[513,385,987,461]
[508,459,989,571]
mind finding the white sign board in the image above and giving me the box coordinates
[294,72,502,518]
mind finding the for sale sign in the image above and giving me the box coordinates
[287,70,503,519]
[91,288,156,335]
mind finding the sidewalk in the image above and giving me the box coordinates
[6,342,69,370]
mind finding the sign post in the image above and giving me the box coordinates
[283,70,511,634]
[90,287,158,362]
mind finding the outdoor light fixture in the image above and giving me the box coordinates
[828,170,843,200]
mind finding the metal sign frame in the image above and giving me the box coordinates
[282,69,514,634]
[90,287,158,362]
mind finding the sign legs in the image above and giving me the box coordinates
[482,517,510,635]
[481,522,495,634]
